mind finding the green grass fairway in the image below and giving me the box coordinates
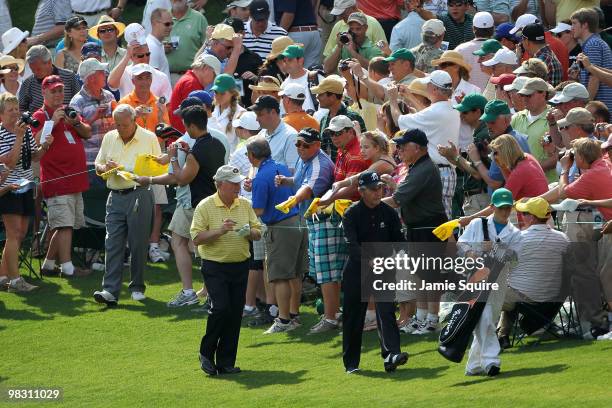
[0,262,610,407]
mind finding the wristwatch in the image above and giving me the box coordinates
[170,157,178,163]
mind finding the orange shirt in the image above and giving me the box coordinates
[283,111,319,132]
[118,91,170,134]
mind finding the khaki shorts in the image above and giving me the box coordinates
[46,193,85,230]
[152,184,168,205]
[265,216,309,282]
[168,206,194,239]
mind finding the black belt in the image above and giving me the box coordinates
[437,164,451,168]
[465,189,486,197]
[112,187,141,195]
[73,8,108,16]
[575,208,593,212]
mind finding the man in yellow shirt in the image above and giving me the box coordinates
[118,62,171,263]
[92,104,161,306]
[191,164,261,376]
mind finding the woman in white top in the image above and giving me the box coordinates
[208,73,245,154]
[0,55,25,96]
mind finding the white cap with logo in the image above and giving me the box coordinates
[279,83,307,100]
[124,23,147,45]
[482,48,519,66]
[425,70,453,89]
[473,12,494,29]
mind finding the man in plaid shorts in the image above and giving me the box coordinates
[312,116,370,334]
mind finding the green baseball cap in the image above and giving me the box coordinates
[473,39,502,56]
[491,188,514,208]
[479,99,511,122]
[384,48,415,63]
[211,73,237,93]
[453,93,488,113]
[279,44,304,59]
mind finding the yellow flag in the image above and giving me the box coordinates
[334,199,353,217]
[100,165,124,180]
[274,196,297,214]
[116,170,138,181]
[134,154,169,177]
[432,219,460,241]
[304,198,321,218]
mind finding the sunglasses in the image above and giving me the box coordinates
[559,125,572,130]
[439,62,456,69]
[135,52,151,58]
[329,130,346,138]
[159,21,173,27]
[98,27,116,34]
[295,141,313,148]
[2,65,18,72]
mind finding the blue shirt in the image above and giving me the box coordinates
[252,158,298,225]
[488,128,531,195]
[580,33,612,110]
[389,11,425,51]
[259,121,299,171]
[493,220,507,235]
[293,149,335,216]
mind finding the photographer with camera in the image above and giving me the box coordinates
[323,12,382,75]
[30,75,91,278]
[0,93,52,292]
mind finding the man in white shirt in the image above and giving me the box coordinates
[279,45,324,115]
[454,11,496,90]
[389,69,460,219]
[147,7,173,79]
[107,24,172,102]
[142,0,171,34]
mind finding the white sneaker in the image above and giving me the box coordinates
[131,291,146,301]
[399,317,422,334]
[597,331,612,340]
[149,246,165,263]
[264,318,295,334]
[412,319,438,335]
[93,289,117,305]
[7,277,38,292]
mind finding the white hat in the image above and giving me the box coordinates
[193,54,222,75]
[548,82,590,104]
[131,63,154,77]
[124,23,147,45]
[214,165,245,183]
[78,58,108,80]
[2,27,29,55]
[503,76,528,92]
[473,12,494,29]
[330,0,356,16]
[326,115,354,132]
[279,83,307,100]
[550,22,572,34]
[232,111,260,130]
[422,19,445,36]
[509,14,538,34]
[425,70,453,89]
[224,0,252,11]
[482,48,518,66]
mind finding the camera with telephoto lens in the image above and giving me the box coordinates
[20,112,40,127]
[543,134,552,144]
[64,106,78,119]
[339,31,354,45]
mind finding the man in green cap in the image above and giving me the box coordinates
[458,187,522,377]
[323,12,382,74]
[439,93,489,217]
[279,44,325,114]
[358,48,417,103]
[472,39,502,98]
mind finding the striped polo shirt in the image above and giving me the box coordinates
[580,33,612,111]
[31,0,72,47]
[437,12,474,50]
[18,66,81,115]
[243,20,288,60]
[0,126,37,188]
[190,193,262,263]
[509,224,570,302]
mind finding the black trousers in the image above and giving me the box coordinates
[378,18,400,43]
[200,259,249,368]
[342,261,401,370]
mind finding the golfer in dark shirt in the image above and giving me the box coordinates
[342,171,408,374]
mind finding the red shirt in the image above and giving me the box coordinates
[505,154,549,200]
[356,0,403,20]
[169,70,204,133]
[564,158,612,221]
[521,32,569,81]
[334,136,370,201]
[32,106,89,198]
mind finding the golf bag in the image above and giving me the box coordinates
[438,221,516,363]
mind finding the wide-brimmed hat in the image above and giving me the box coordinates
[1,27,29,55]
[405,77,429,99]
[89,15,126,40]
[0,55,25,74]
[248,76,281,92]
[269,36,300,60]
[431,50,472,72]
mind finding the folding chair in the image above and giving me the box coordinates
[511,301,564,346]
[0,218,42,280]
[72,187,109,267]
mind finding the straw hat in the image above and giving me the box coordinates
[404,77,429,99]
[431,50,472,72]
[0,55,25,74]
[249,76,281,92]
[88,15,126,40]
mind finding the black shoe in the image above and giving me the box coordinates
[217,366,241,374]
[199,354,217,376]
[192,298,212,314]
[247,311,274,327]
[498,335,512,350]
[384,352,409,372]
[41,267,60,277]
[590,326,608,338]
[486,365,500,377]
